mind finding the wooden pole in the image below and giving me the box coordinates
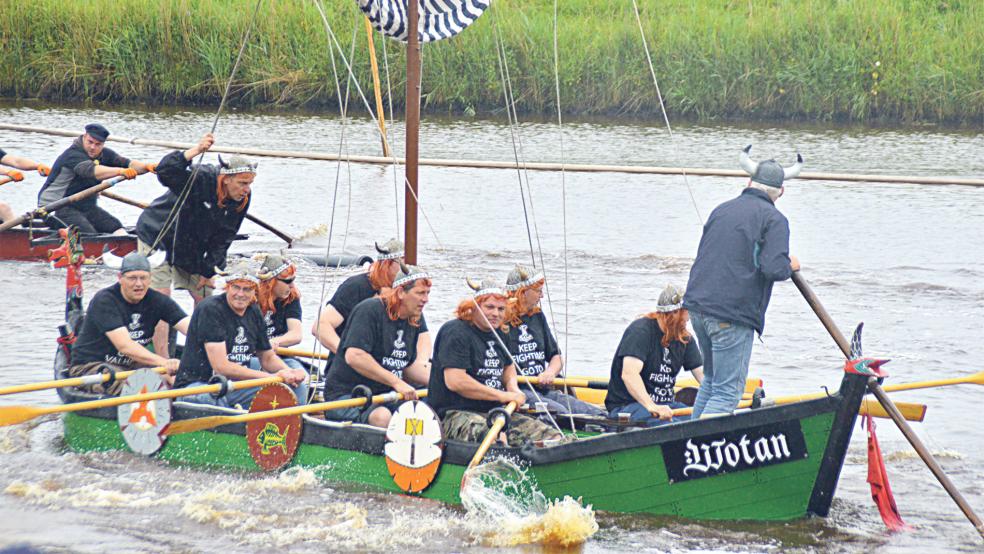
[404,0,421,265]
[3,124,983,187]
[792,271,984,540]
[364,16,392,157]
[0,175,126,233]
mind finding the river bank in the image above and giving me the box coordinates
[1,0,983,124]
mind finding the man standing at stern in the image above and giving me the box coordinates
[684,145,802,418]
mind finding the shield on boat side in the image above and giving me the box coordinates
[117,368,171,456]
[385,400,443,493]
[246,383,302,471]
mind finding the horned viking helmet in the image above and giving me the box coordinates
[653,284,684,313]
[465,276,505,298]
[214,259,260,284]
[374,238,405,260]
[504,264,544,292]
[255,252,294,281]
[739,145,803,188]
[393,262,430,288]
[217,154,258,175]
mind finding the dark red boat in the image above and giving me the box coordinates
[0,226,136,261]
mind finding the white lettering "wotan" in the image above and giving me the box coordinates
[681,433,792,476]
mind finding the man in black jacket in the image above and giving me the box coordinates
[37,123,154,234]
[136,132,255,352]
[683,145,802,419]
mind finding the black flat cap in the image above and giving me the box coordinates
[84,123,110,142]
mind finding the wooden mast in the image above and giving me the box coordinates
[404,0,421,264]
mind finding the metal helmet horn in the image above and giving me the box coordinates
[374,238,405,260]
[653,284,684,313]
[739,145,803,188]
[466,276,505,297]
[504,264,544,292]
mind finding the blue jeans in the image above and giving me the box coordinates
[181,359,309,409]
[608,401,689,428]
[689,311,755,418]
[523,388,606,417]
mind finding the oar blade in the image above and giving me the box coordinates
[0,405,45,427]
[164,414,234,436]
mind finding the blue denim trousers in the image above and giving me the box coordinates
[180,358,309,409]
[689,311,755,418]
[523,388,606,417]
[608,401,690,428]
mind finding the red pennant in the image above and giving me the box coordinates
[865,412,910,531]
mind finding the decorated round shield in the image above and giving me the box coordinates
[385,400,443,493]
[117,368,171,456]
[246,383,302,471]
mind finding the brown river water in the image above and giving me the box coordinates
[1,102,983,552]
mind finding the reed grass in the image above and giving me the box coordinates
[0,0,982,123]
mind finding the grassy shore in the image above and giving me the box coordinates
[1,0,982,123]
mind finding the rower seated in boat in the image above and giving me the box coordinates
[312,238,404,364]
[68,253,189,394]
[504,264,604,417]
[253,253,305,373]
[0,147,50,223]
[37,123,154,235]
[427,276,563,447]
[605,284,704,427]
[172,260,308,408]
[322,264,432,427]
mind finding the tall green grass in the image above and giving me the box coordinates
[1,0,982,123]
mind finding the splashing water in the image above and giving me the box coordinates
[460,457,599,547]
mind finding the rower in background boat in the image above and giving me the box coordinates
[252,253,305,372]
[504,264,604,417]
[172,260,308,409]
[312,237,404,364]
[0,146,50,223]
[427,276,562,447]
[322,264,432,428]
[36,123,155,235]
[67,252,189,393]
[683,145,802,418]
[136,133,256,354]
[606,284,703,427]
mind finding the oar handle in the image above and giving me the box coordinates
[275,347,329,361]
[0,176,14,187]
[233,389,428,423]
[516,376,607,390]
[0,366,167,397]
[467,401,517,470]
[0,175,127,233]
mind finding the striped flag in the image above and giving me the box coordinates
[356,0,492,43]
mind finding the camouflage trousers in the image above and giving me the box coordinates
[441,410,562,447]
[68,361,130,396]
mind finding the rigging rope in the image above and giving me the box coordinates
[150,0,264,251]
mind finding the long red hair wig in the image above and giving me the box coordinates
[645,309,691,347]
[217,175,250,213]
[378,278,431,327]
[506,282,543,326]
[257,264,299,314]
[368,259,399,291]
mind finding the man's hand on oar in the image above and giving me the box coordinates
[0,367,167,397]
[0,375,281,427]
[164,388,428,436]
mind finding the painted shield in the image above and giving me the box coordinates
[246,383,302,471]
[117,368,171,456]
[385,400,443,493]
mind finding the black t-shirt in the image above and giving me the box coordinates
[506,311,560,378]
[427,319,512,416]
[263,298,302,338]
[0,147,7,159]
[174,294,271,388]
[72,284,187,366]
[38,138,131,207]
[605,318,703,412]
[327,273,377,337]
[324,297,429,396]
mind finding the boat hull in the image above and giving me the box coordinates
[60,372,866,521]
[0,227,136,261]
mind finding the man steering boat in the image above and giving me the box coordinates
[427,276,563,447]
[322,263,432,427]
[37,123,155,234]
[173,260,308,409]
[68,252,189,394]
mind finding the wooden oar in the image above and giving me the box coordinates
[0,375,281,427]
[0,367,167,397]
[0,175,127,233]
[461,401,518,488]
[164,388,428,435]
[792,270,984,540]
[99,190,296,246]
[0,175,14,188]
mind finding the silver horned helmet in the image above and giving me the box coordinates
[374,238,405,261]
[393,262,431,288]
[465,276,505,298]
[504,264,544,292]
[739,145,803,188]
[255,252,294,281]
[215,259,260,285]
[653,284,684,313]
[217,154,258,175]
